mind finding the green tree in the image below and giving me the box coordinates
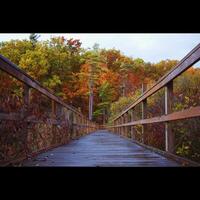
[29,33,40,44]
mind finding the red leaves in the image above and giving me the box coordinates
[67,38,82,53]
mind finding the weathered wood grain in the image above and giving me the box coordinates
[22,130,180,167]
[108,106,200,128]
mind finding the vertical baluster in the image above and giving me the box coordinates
[118,118,119,134]
[165,81,174,153]
[126,112,129,137]
[130,109,135,140]
[119,118,121,135]
[128,111,131,138]
[51,100,56,144]
[117,118,120,135]
[116,120,118,134]
[121,116,123,135]
[22,84,30,154]
[77,115,80,137]
[141,83,147,144]
[121,115,124,135]
[81,117,83,135]
[73,113,76,139]
[124,114,127,136]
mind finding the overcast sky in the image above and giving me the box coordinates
[0,33,200,64]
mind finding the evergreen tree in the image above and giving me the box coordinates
[29,33,40,44]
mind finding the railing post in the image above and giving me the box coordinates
[80,116,82,135]
[125,113,128,137]
[22,84,30,154]
[122,115,124,136]
[130,109,135,140]
[124,114,126,136]
[23,85,30,112]
[86,120,88,134]
[124,113,127,137]
[52,100,57,144]
[165,81,174,153]
[77,115,80,137]
[115,120,117,134]
[84,118,86,135]
[120,117,122,135]
[73,113,76,139]
[52,100,56,119]
[122,116,123,136]
[83,117,85,135]
[141,83,147,144]
[117,119,119,134]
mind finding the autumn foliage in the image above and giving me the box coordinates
[1,36,200,163]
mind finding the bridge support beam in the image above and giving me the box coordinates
[124,113,128,137]
[116,119,118,134]
[128,110,132,138]
[22,84,30,154]
[141,83,147,144]
[130,109,135,140]
[165,81,174,153]
[51,100,57,144]
[123,115,126,136]
[120,116,123,135]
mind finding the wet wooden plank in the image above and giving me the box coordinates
[22,130,180,167]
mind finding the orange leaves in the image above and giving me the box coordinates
[62,84,75,100]
[98,70,120,85]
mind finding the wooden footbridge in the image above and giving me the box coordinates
[1,44,200,167]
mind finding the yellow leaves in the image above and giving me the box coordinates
[43,75,61,89]
[184,96,190,104]
[19,50,49,79]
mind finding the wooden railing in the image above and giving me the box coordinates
[106,43,200,166]
[0,54,98,166]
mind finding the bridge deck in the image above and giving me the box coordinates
[22,130,179,167]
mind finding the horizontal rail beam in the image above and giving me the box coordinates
[108,106,200,128]
[112,43,200,121]
[0,113,97,128]
[0,54,83,117]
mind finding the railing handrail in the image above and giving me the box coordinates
[0,54,85,118]
[112,43,200,121]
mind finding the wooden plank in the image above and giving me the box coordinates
[112,43,200,121]
[123,136,200,166]
[108,106,200,128]
[22,130,180,167]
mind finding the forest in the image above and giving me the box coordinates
[1,34,200,163]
